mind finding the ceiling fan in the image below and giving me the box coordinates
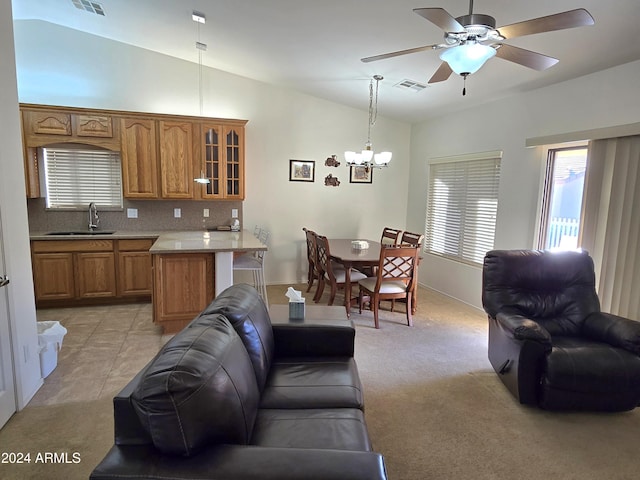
[361,1,594,91]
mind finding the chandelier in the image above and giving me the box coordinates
[344,75,392,170]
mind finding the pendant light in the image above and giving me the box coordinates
[344,75,392,170]
[192,11,210,184]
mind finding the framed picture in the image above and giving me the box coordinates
[289,160,315,182]
[349,165,373,184]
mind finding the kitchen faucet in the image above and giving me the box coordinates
[88,202,99,231]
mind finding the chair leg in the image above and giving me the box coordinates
[406,292,413,327]
[358,289,363,314]
[328,284,337,306]
[373,294,380,329]
[314,277,325,303]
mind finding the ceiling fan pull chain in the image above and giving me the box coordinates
[462,73,467,96]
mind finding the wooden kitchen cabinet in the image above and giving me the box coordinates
[159,120,195,199]
[20,104,247,201]
[21,107,118,150]
[31,240,116,304]
[198,122,246,200]
[117,239,153,296]
[152,253,214,333]
[31,252,75,301]
[75,252,117,298]
[120,118,159,198]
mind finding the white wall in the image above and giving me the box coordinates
[1,1,43,409]
[13,20,412,288]
[407,59,640,309]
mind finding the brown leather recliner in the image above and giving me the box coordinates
[482,249,640,411]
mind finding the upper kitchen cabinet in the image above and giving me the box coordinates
[120,117,159,198]
[198,121,247,200]
[21,106,119,150]
[159,120,195,199]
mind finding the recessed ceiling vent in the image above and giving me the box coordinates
[394,79,428,92]
[71,0,105,16]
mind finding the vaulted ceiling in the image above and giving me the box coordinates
[11,0,640,123]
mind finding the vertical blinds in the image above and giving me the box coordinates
[425,154,501,266]
[43,147,123,209]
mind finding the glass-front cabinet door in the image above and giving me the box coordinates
[199,122,245,200]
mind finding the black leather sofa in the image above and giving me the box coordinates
[90,284,387,480]
[482,249,640,411]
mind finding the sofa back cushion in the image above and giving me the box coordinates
[482,250,601,336]
[131,315,259,456]
[197,284,274,391]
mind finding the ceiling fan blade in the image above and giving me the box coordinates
[413,8,465,33]
[497,8,594,39]
[495,44,559,71]
[428,62,453,84]
[361,44,441,63]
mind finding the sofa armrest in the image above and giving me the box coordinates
[495,311,552,345]
[272,320,355,358]
[113,366,153,446]
[90,444,387,480]
[583,312,640,355]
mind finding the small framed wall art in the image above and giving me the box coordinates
[289,159,315,182]
[349,165,373,184]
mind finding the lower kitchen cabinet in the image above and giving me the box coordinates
[117,239,154,296]
[31,238,154,307]
[152,253,214,333]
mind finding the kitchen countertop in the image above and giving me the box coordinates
[149,230,266,254]
[30,230,162,240]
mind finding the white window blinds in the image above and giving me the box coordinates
[43,146,123,209]
[425,152,501,266]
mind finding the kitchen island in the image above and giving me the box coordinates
[149,230,267,333]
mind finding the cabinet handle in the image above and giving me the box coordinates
[0,275,9,288]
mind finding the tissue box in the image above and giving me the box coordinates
[289,300,305,320]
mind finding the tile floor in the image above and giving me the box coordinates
[31,302,170,406]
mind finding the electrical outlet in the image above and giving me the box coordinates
[231,208,238,217]
[203,208,210,217]
[174,208,181,218]
[127,208,138,218]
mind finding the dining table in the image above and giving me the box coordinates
[328,239,381,317]
[328,238,420,317]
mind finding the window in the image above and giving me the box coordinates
[42,145,123,209]
[537,145,588,250]
[424,151,502,266]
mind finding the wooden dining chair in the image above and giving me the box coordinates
[398,231,424,314]
[302,227,320,294]
[358,245,420,329]
[314,234,367,306]
[380,227,402,246]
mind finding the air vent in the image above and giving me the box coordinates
[395,79,428,92]
[71,0,105,16]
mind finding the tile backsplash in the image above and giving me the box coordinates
[27,198,243,233]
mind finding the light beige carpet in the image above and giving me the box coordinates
[0,284,638,479]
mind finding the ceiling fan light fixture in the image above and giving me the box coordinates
[439,42,496,75]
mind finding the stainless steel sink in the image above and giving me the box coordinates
[45,231,115,236]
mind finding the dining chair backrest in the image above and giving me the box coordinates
[374,245,420,291]
[400,231,424,248]
[255,229,269,261]
[314,234,335,280]
[381,227,402,246]
[303,227,318,269]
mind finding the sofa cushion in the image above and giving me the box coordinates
[131,315,260,456]
[251,408,372,451]
[196,284,274,391]
[261,358,364,410]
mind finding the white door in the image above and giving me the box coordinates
[0,208,16,428]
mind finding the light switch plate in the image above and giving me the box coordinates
[174,208,181,218]
[231,208,238,217]
[203,208,210,217]
[127,208,138,218]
